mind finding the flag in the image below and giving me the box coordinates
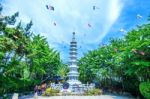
[119,28,126,33]
[140,51,145,55]
[53,22,56,26]
[46,5,54,11]
[93,6,96,10]
[93,6,100,10]
[49,6,54,11]
[88,23,91,27]
[46,5,49,9]
[137,14,142,19]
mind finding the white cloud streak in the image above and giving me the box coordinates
[2,0,124,61]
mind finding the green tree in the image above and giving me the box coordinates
[0,5,63,95]
[78,16,150,97]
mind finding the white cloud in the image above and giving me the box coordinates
[92,0,124,43]
[2,0,124,60]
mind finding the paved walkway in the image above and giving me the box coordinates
[19,95,135,99]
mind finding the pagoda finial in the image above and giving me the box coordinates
[72,32,75,41]
[73,32,75,35]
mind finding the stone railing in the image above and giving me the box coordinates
[48,83,95,93]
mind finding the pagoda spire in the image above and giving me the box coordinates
[72,32,75,41]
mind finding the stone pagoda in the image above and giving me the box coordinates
[67,32,81,85]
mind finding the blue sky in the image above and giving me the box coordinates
[1,0,150,62]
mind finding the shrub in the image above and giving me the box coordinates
[42,88,60,96]
[51,89,59,93]
[139,82,150,99]
[85,88,102,95]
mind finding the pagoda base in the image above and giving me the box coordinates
[67,80,83,93]
[67,80,82,85]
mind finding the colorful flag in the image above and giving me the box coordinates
[140,51,145,55]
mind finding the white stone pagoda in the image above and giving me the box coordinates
[67,32,81,85]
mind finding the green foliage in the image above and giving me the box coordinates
[42,88,59,96]
[78,16,150,97]
[57,62,69,79]
[0,6,64,95]
[123,76,140,96]
[139,82,150,99]
[84,88,102,96]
